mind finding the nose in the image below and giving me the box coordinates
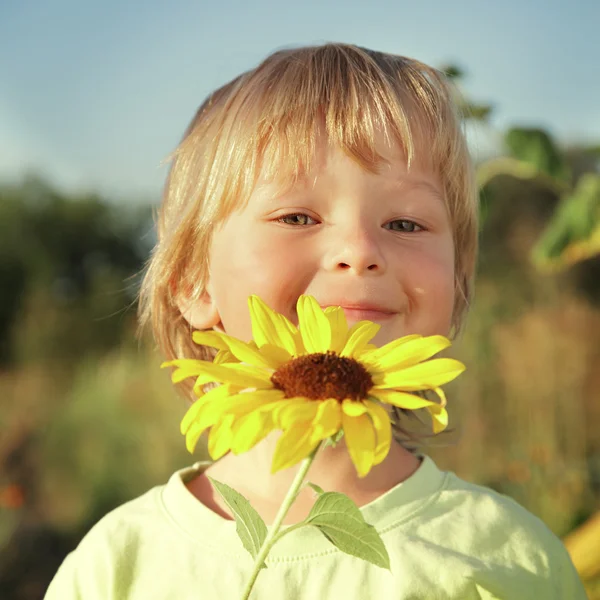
[324,224,386,275]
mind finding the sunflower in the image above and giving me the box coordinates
[163,295,465,477]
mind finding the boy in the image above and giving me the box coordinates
[46,43,586,599]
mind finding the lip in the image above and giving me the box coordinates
[319,302,396,321]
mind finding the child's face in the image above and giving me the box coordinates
[193,133,455,348]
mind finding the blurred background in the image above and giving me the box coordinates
[1,0,599,598]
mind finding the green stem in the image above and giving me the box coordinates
[240,443,323,600]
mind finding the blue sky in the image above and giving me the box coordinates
[0,0,598,201]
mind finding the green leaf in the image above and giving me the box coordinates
[305,492,390,570]
[209,477,268,568]
[532,173,600,271]
[463,101,492,122]
[307,482,325,496]
[504,127,570,182]
[441,64,464,80]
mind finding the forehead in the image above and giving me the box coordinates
[253,122,441,197]
[195,60,465,225]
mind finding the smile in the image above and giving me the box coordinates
[320,304,396,322]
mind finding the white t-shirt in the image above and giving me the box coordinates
[46,455,587,599]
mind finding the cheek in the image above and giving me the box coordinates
[404,247,455,335]
[208,225,313,332]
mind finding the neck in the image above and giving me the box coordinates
[206,431,421,502]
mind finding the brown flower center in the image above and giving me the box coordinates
[271,352,373,401]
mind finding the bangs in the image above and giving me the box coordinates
[178,44,467,224]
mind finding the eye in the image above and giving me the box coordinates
[277,213,318,226]
[384,219,423,233]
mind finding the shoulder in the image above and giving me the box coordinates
[377,461,586,598]
[80,484,166,550]
[45,485,168,599]
[427,471,585,596]
[440,472,561,547]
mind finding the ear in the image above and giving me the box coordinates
[176,283,222,331]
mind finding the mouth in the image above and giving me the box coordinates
[319,303,396,322]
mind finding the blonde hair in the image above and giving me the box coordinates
[139,43,478,444]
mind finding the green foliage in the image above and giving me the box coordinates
[532,174,600,270]
[504,127,570,183]
[305,491,390,570]
[478,126,600,273]
[209,478,268,568]
[441,63,493,122]
[0,178,152,366]
[464,103,493,122]
[441,64,464,80]
[37,350,190,529]
[0,348,191,599]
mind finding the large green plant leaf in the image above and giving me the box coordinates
[505,127,570,182]
[531,173,600,271]
[209,477,268,568]
[305,491,390,569]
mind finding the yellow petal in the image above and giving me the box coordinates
[427,402,449,433]
[230,411,276,454]
[221,335,282,370]
[194,378,243,398]
[190,361,274,389]
[223,389,286,418]
[184,389,284,452]
[426,387,448,433]
[171,367,206,384]
[274,399,319,429]
[207,414,236,460]
[163,359,210,383]
[364,400,392,466]
[249,296,300,356]
[184,399,229,438]
[362,335,451,371]
[191,371,232,391]
[257,343,293,368]
[373,358,466,390]
[342,399,368,416]
[372,388,435,410]
[340,321,380,357]
[324,306,348,354]
[184,420,205,453]
[180,398,208,435]
[271,426,319,473]
[180,384,233,434]
[167,358,271,389]
[195,330,284,370]
[213,349,237,365]
[342,412,376,478]
[297,295,331,353]
[359,334,421,363]
[192,330,230,350]
[192,378,206,397]
[186,387,276,438]
[310,399,342,442]
[432,386,448,407]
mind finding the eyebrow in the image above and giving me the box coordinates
[388,178,445,201]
